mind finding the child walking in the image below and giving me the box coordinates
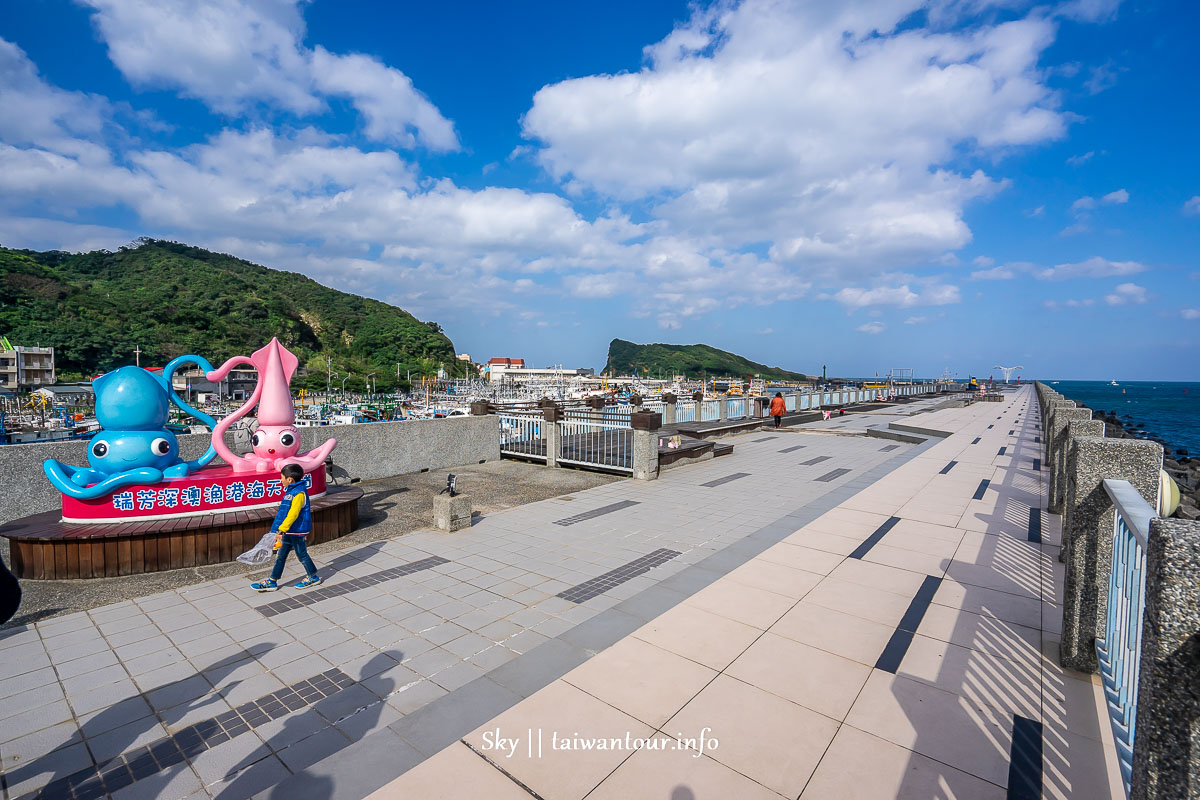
[251,463,321,591]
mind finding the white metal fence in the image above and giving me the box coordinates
[727,398,746,419]
[557,417,633,472]
[497,412,546,461]
[700,399,721,421]
[675,401,696,423]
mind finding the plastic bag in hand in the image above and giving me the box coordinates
[237,532,278,566]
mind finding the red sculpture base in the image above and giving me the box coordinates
[60,465,328,523]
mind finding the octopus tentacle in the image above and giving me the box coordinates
[205,356,261,469]
[164,355,219,470]
[276,438,338,473]
[44,461,165,499]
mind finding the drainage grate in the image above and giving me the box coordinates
[939,461,957,474]
[553,500,641,527]
[257,557,450,617]
[973,479,990,500]
[800,455,831,466]
[751,436,778,443]
[849,516,900,559]
[814,468,852,483]
[878,444,900,452]
[557,548,682,603]
[779,444,807,453]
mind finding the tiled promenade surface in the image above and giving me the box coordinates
[0,387,1122,800]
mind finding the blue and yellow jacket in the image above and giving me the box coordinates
[272,481,313,535]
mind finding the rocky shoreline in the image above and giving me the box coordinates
[1078,403,1199,520]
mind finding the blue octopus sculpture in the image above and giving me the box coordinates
[44,356,220,499]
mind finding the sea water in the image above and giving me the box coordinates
[1050,380,1199,458]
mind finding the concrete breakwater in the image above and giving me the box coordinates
[0,416,499,527]
[1068,402,1199,520]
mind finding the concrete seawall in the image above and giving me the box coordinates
[0,416,499,526]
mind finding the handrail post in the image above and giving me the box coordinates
[661,392,677,426]
[630,410,661,481]
[1131,517,1200,800]
[542,403,562,468]
[1048,405,1093,513]
[1061,436,1162,671]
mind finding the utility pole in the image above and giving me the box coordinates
[326,355,333,397]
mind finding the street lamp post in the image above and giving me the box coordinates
[342,374,351,394]
[366,372,375,397]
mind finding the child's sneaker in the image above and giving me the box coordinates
[294,576,321,589]
[251,578,279,592]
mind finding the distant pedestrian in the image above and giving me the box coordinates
[769,392,786,429]
[251,463,321,592]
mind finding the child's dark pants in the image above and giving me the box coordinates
[270,534,317,581]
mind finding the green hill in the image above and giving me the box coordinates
[0,239,467,391]
[604,338,807,382]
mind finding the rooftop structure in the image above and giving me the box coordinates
[0,341,55,391]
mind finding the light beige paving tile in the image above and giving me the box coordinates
[896,634,1041,720]
[830,558,929,596]
[768,601,894,666]
[632,602,762,671]
[915,604,1041,667]
[932,579,1042,629]
[875,527,962,557]
[783,529,862,556]
[682,580,795,630]
[944,560,1041,600]
[1042,727,1126,800]
[804,577,912,628]
[724,559,823,599]
[845,671,1014,788]
[464,680,653,800]
[587,741,786,800]
[800,723,1005,800]
[862,544,951,576]
[666,674,839,798]
[365,742,530,800]
[757,542,845,575]
[562,636,716,728]
[725,632,870,721]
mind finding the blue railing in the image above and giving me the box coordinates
[1096,478,1156,797]
[727,398,746,419]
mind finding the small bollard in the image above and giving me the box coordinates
[433,473,472,532]
[433,492,473,532]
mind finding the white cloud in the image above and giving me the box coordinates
[972,256,996,268]
[904,316,928,324]
[755,328,774,335]
[1183,196,1200,216]
[78,0,457,148]
[1071,196,1097,211]
[834,284,961,309]
[1181,308,1200,320]
[971,265,1016,280]
[857,321,886,334]
[1102,188,1129,204]
[1037,256,1146,280]
[1067,151,1094,166]
[1104,282,1147,306]
[1026,205,1045,217]
[1057,0,1123,23]
[523,1,1067,275]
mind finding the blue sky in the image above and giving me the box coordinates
[2,0,1197,380]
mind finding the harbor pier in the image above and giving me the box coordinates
[2,385,1197,799]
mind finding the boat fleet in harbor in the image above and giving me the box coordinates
[0,371,948,446]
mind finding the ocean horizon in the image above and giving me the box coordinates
[1047,380,1198,458]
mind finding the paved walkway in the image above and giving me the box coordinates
[0,388,1121,799]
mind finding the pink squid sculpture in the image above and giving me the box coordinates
[206,338,337,473]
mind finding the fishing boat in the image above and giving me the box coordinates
[1111,380,1119,386]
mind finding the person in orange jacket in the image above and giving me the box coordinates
[769,392,786,429]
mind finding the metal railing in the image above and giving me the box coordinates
[785,394,796,412]
[675,401,696,423]
[497,412,546,462]
[727,398,746,419]
[1097,478,1156,796]
[558,417,633,473]
[700,399,721,421]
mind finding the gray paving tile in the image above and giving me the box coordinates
[484,637,589,698]
[4,740,93,797]
[390,676,522,756]
[263,728,421,800]
[276,725,353,772]
[0,721,81,771]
